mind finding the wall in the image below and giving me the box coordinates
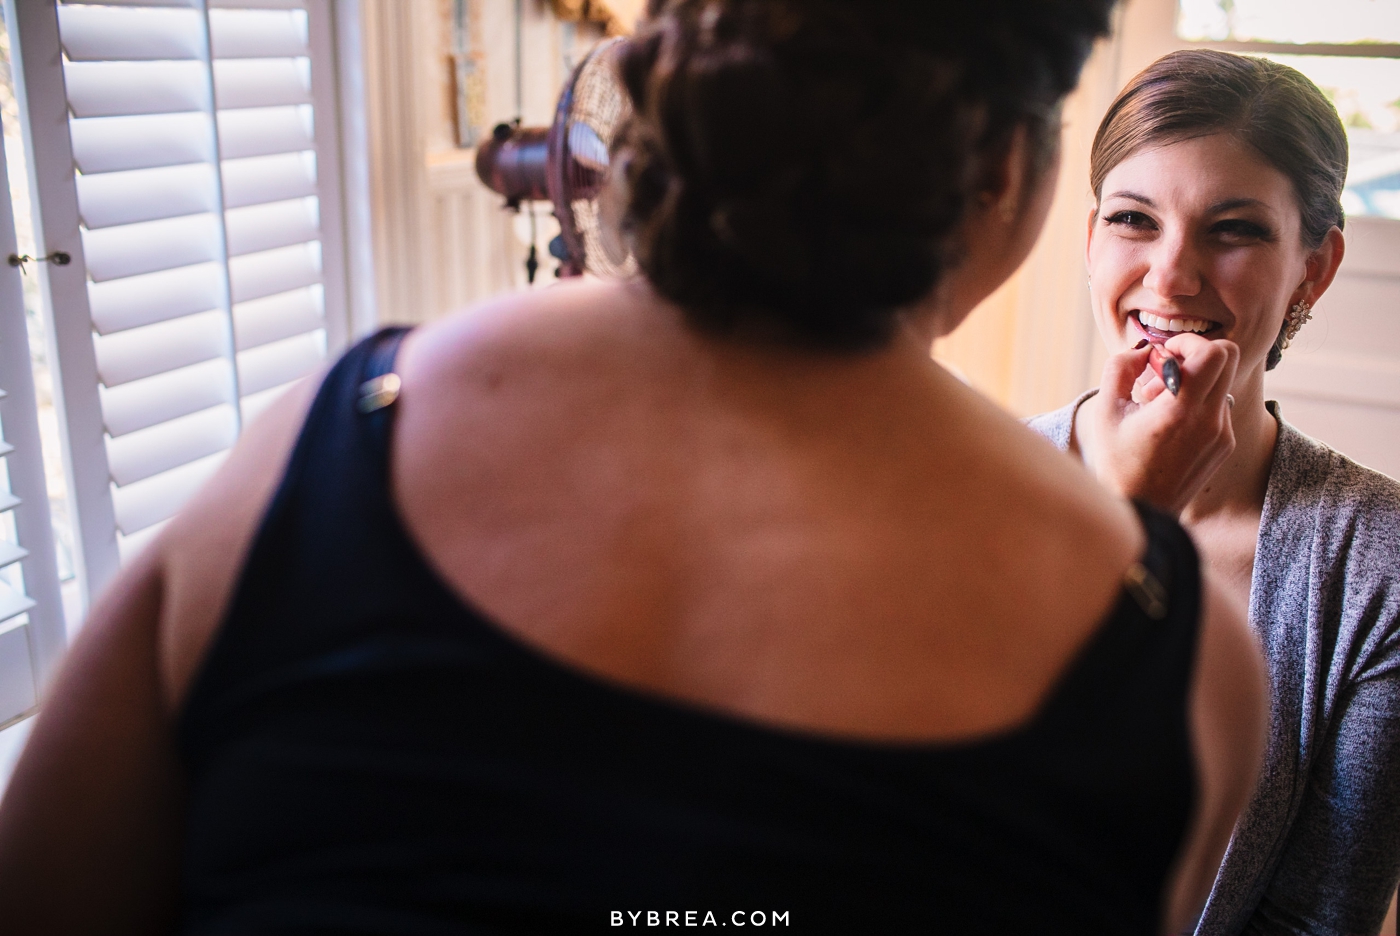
[360,0,608,326]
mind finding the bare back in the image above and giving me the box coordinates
[384,279,1149,741]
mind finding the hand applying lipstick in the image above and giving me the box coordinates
[1081,333,1242,514]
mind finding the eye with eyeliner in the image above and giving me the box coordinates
[1103,209,1157,231]
[1212,218,1274,242]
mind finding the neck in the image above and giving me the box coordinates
[1179,363,1278,525]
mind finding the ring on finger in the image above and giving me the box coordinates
[1226,394,1235,409]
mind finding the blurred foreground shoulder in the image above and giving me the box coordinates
[156,368,327,708]
[1166,570,1268,932]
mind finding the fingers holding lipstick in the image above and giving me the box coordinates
[1081,335,1241,514]
[1165,334,1240,475]
[1163,333,1238,408]
[1102,342,1153,408]
[1132,365,1167,405]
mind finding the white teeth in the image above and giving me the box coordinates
[1138,311,1213,334]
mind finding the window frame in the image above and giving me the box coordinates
[3,0,374,612]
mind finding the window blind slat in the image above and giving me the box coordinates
[0,623,34,724]
[209,0,306,9]
[236,329,324,395]
[88,263,225,335]
[217,105,315,160]
[229,242,321,303]
[233,285,323,350]
[213,58,312,110]
[63,61,209,119]
[81,212,222,283]
[221,152,317,208]
[0,541,28,570]
[111,450,225,537]
[60,0,199,7]
[100,357,234,437]
[57,6,204,62]
[95,309,230,386]
[225,197,318,257]
[76,163,218,230]
[0,607,35,638]
[105,403,237,487]
[70,114,214,174]
[208,9,309,58]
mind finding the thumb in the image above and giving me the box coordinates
[1101,344,1151,408]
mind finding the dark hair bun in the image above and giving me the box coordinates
[618,0,1117,349]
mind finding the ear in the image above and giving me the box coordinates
[982,124,1033,223]
[1292,226,1346,307]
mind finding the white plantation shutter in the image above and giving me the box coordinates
[0,114,67,718]
[9,0,353,601]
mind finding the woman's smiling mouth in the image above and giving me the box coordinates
[1132,310,1222,341]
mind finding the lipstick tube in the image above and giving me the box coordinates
[1147,343,1182,396]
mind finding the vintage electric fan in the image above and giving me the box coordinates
[475,37,635,280]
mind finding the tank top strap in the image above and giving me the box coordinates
[1034,500,1202,744]
[352,326,413,454]
[178,328,419,754]
[283,325,413,528]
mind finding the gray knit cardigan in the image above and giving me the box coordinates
[1028,393,1400,936]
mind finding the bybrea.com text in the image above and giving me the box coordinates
[611,910,791,927]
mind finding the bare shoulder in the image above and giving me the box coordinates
[153,284,617,710]
[154,373,325,711]
[1195,572,1269,745]
[1166,570,1268,930]
[952,377,1147,590]
[395,278,656,398]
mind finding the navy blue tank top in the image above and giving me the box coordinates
[177,329,1199,934]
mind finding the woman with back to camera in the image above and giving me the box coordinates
[1029,50,1400,935]
[0,4,1265,933]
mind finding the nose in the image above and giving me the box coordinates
[1141,231,1202,300]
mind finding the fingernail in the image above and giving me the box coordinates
[1133,339,1149,350]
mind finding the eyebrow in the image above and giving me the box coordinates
[1106,191,1154,207]
[1105,191,1272,215]
[1207,197,1269,214]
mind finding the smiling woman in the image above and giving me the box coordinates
[1030,50,1400,936]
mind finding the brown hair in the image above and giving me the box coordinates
[1089,50,1348,366]
[1091,50,1348,248]
[617,0,1117,350]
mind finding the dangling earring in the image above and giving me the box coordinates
[1282,300,1312,349]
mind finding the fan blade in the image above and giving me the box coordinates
[567,121,609,172]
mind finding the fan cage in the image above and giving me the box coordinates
[548,37,637,278]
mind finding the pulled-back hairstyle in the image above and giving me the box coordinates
[1090,51,1348,367]
[616,0,1117,350]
